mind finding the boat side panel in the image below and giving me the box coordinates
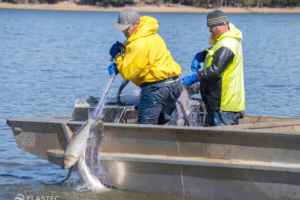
[102,159,300,200]
[102,160,184,195]
[183,165,300,200]
[101,125,300,164]
[9,121,69,162]
[176,129,300,164]
[100,127,179,157]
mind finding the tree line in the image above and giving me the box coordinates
[3,0,300,8]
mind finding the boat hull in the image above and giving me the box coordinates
[6,112,300,200]
[99,122,300,200]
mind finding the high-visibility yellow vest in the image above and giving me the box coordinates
[203,23,245,112]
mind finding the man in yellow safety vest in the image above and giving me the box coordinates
[182,10,245,126]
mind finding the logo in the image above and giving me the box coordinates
[15,194,25,200]
[14,194,60,200]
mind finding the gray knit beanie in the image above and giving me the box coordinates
[207,10,228,27]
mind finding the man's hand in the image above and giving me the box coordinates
[191,53,204,72]
[108,63,119,76]
[182,74,199,86]
[109,41,123,58]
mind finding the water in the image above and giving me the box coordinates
[92,74,115,118]
[1,9,300,200]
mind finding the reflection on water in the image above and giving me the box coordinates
[0,9,300,200]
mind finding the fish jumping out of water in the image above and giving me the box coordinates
[77,149,106,190]
[63,110,102,170]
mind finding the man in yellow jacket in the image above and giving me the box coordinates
[108,8,182,125]
[182,10,245,126]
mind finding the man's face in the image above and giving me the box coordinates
[209,25,221,45]
[122,21,140,38]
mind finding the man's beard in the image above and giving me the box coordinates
[209,28,220,45]
[124,32,130,38]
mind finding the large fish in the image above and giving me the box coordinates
[77,149,106,190]
[176,83,201,126]
[63,110,101,170]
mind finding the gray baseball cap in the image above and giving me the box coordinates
[113,8,140,31]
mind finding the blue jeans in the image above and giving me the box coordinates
[137,77,183,125]
[208,109,240,126]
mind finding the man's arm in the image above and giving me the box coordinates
[196,47,234,83]
[115,39,149,80]
[199,50,208,60]
[191,50,208,72]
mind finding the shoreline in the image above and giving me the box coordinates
[1,2,300,13]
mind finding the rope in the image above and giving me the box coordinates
[38,166,74,186]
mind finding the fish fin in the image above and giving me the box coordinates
[76,148,86,161]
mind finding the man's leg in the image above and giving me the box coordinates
[137,79,182,125]
[208,108,215,126]
[137,83,164,125]
[157,79,183,125]
[211,110,240,126]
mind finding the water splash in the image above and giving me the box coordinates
[81,72,119,189]
[69,71,116,190]
[92,74,116,118]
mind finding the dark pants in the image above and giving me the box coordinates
[137,77,183,125]
[208,109,240,126]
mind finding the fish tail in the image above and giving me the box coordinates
[88,109,101,123]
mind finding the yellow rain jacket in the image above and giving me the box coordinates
[116,16,182,86]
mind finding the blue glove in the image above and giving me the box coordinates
[108,63,119,76]
[191,53,204,72]
[182,74,199,86]
[109,41,122,58]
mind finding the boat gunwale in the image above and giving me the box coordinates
[7,117,300,137]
